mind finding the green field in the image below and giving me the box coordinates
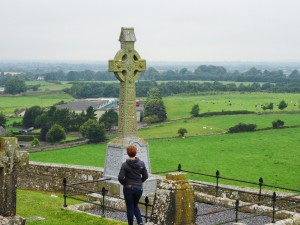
[30,127,300,190]
[0,93,73,114]
[17,189,125,225]
[26,81,73,91]
[138,113,300,138]
[164,92,300,119]
[0,90,298,191]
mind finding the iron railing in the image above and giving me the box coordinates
[62,177,154,222]
[154,163,300,224]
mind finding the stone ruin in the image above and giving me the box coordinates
[0,137,28,225]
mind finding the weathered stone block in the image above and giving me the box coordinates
[152,172,196,225]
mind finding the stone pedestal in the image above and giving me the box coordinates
[103,137,156,196]
[152,172,196,225]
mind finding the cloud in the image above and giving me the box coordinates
[1,0,300,61]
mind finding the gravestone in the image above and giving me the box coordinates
[0,137,28,224]
[103,27,156,196]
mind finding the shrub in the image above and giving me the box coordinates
[228,123,257,133]
[278,100,288,110]
[272,119,284,129]
[143,115,160,124]
[31,137,40,147]
[178,128,188,137]
[46,124,66,143]
[190,104,200,117]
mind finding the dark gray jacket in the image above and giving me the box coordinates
[118,157,148,188]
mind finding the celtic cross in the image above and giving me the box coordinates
[108,27,146,138]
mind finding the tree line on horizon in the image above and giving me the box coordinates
[1,65,300,96]
[64,80,300,98]
[1,65,300,84]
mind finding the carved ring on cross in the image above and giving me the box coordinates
[109,49,146,83]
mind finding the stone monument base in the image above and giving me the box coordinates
[0,215,26,225]
[103,177,157,197]
[103,137,157,197]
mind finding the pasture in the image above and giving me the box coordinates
[1,90,298,190]
[138,113,300,138]
[164,92,300,119]
[0,93,73,114]
[29,127,300,190]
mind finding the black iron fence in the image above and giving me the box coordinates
[154,163,300,224]
[62,177,154,222]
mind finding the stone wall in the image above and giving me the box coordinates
[191,181,300,213]
[17,162,103,192]
[17,162,300,215]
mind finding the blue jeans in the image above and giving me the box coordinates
[123,187,143,225]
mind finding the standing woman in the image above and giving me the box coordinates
[118,145,149,225]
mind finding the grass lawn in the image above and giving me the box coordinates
[30,127,300,190]
[29,143,107,167]
[164,92,300,119]
[0,93,73,114]
[17,189,126,225]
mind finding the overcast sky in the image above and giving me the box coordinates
[1,0,300,62]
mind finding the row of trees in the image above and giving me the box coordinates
[64,80,300,100]
[3,78,300,96]
[2,66,300,84]
[142,66,300,83]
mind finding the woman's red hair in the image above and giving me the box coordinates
[127,145,137,157]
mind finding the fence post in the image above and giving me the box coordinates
[272,192,276,223]
[178,164,182,172]
[258,177,263,201]
[235,199,239,223]
[216,170,220,197]
[101,187,108,217]
[63,177,67,207]
[145,196,149,222]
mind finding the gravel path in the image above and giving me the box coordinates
[87,202,276,225]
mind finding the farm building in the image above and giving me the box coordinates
[56,98,144,121]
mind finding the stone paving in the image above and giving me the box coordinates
[87,202,276,225]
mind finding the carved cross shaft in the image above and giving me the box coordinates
[108,28,146,138]
[0,137,28,217]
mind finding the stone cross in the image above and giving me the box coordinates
[104,28,156,197]
[0,137,28,217]
[108,27,146,138]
